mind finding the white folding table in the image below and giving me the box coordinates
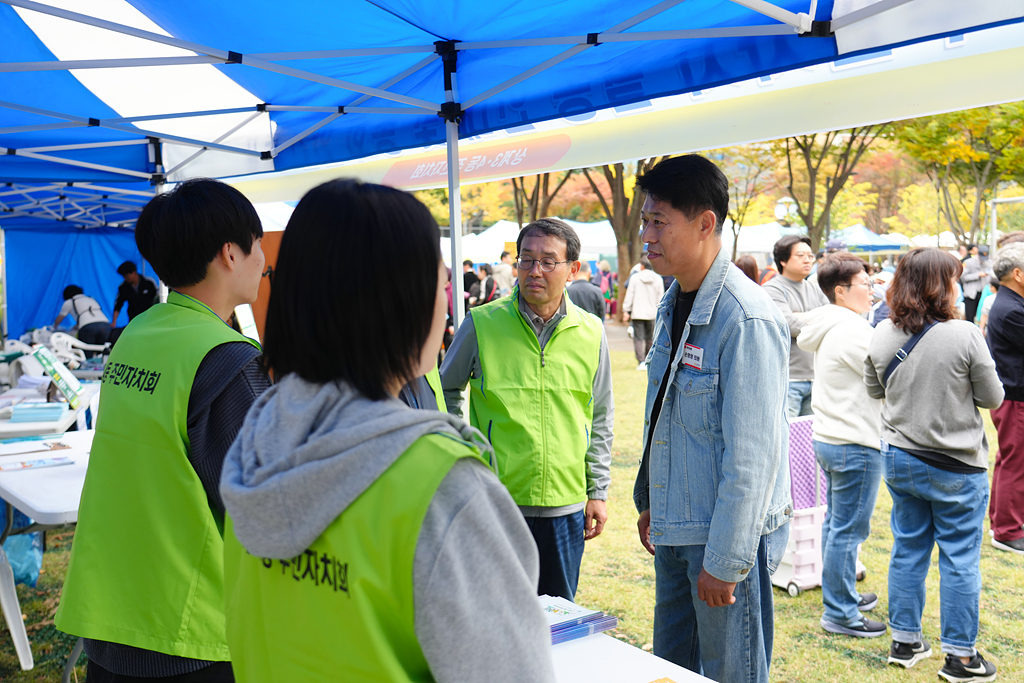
[0,430,93,672]
[0,383,100,440]
[553,632,711,682]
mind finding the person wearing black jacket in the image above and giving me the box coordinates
[112,260,158,327]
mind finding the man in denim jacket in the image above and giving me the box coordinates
[633,156,792,683]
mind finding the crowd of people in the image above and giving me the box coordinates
[45,154,1022,683]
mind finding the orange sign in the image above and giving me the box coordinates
[381,134,572,187]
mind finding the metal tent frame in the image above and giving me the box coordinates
[1,0,1022,331]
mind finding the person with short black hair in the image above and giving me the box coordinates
[567,261,606,320]
[763,234,829,417]
[55,178,271,683]
[441,217,614,603]
[54,285,111,352]
[985,243,1024,556]
[469,262,498,307]
[798,254,886,639]
[220,179,555,683]
[493,250,515,295]
[960,243,989,324]
[865,248,1003,680]
[633,155,791,683]
[462,259,477,312]
[111,260,158,329]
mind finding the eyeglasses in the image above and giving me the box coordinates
[841,282,873,289]
[792,252,816,261]
[516,256,570,273]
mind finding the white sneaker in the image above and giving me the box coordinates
[637,362,646,371]
[627,325,634,338]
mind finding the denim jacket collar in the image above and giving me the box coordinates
[660,244,731,328]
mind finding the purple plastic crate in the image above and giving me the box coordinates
[788,416,826,510]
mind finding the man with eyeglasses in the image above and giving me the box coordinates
[763,235,829,418]
[440,218,614,602]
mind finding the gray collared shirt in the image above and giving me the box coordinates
[440,293,614,518]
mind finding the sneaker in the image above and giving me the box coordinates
[991,537,1024,555]
[627,325,634,339]
[858,592,879,612]
[820,617,887,638]
[888,639,933,668]
[938,652,997,682]
[636,362,646,371]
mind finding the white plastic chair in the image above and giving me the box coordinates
[48,332,107,370]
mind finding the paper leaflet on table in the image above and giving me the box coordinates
[0,455,74,471]
[32,347,84,409]
[0,441,71,457]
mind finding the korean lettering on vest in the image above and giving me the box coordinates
[101,362,161,394]
[259,549,351,597]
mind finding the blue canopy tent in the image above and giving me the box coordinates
[835,223,908,253]
[1,0,1022,340]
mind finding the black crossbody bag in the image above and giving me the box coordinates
[882,320,938,385]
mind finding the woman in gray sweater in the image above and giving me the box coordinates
[865,247,1003,683]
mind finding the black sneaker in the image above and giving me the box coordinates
[857,592,878,612]
[991,537,1024,555]
[888,639,933,668]
[938,652,997,682]
[820,617,887,638]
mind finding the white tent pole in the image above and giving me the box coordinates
[271,112,343,157]
[464,0,686,109]
[726,0,812,32]
[0,56,221,72]
[107,107,256,124]
[0,121,85,136]
[989,198,998,257]
[456,24,793,49]
[21,139,149,154]
[347,55,439,107]
[250,46,435,60]
[440,45,465,332]
[1,228,7,342]
[830,0,918,31]
[164,111,264,178]
[0,148,152,179]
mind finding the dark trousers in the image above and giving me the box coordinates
[990,399,1024,542]
[633,318,655,363]
[78,322,112,357]
[964,294,981,324]
[87,661,233,683]
[524,510,585,601]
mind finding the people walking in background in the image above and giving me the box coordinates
[633,156,791,683]
[960,244,989,324]
[567,261,606,320]
[623,256,664,369]
[492,250,515,296]
[797,254,885,639]
[864,248,1003,681]
[763,235,829,418]
[462,259,477,312]
[442,218,614,602]
[979,277,1000,338]
[111,260,158,328]
[985,243,1024,556]
[597,259,616,319]
[54,285,111,352]
[734,254,759,283]
[468,263,497,308]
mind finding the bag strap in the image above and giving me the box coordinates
[883,320,938,385]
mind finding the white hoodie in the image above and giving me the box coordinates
[797,304,882,450]
[623,268,665,320]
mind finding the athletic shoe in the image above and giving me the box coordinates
[888,639,933,668]
[820,617,886,638]
[858,592,878,612]
[938,652,997,682]
[627,325,634,339]
[991,537,1024,555]
[636,362,646,371]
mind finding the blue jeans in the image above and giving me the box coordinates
[524,511,585,601]
[883,443,988,657]
[814,440,882,626]
[653,532,781,683]
[786,380,813,418]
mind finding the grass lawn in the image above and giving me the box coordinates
[2,348,1021,681]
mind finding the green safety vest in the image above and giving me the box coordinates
[469,288,602,506]
[223,433,485,683]
[56,292,259,661]
[425,364,446,412]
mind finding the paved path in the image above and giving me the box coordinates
[604,321,634,353]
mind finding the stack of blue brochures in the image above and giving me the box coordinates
[9,403,69,423]
[540,595,619,645]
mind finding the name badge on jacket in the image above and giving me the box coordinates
[683,343,703,370]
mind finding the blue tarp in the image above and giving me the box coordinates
[836,223,908,252]
[5,224,151,337]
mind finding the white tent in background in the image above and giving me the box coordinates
[911,231,960,248]
[254,202,294,233]
[724,222,806,257]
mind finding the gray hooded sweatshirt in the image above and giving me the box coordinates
[221,374,555,683]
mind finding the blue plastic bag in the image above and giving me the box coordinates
[0,505,43,587]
